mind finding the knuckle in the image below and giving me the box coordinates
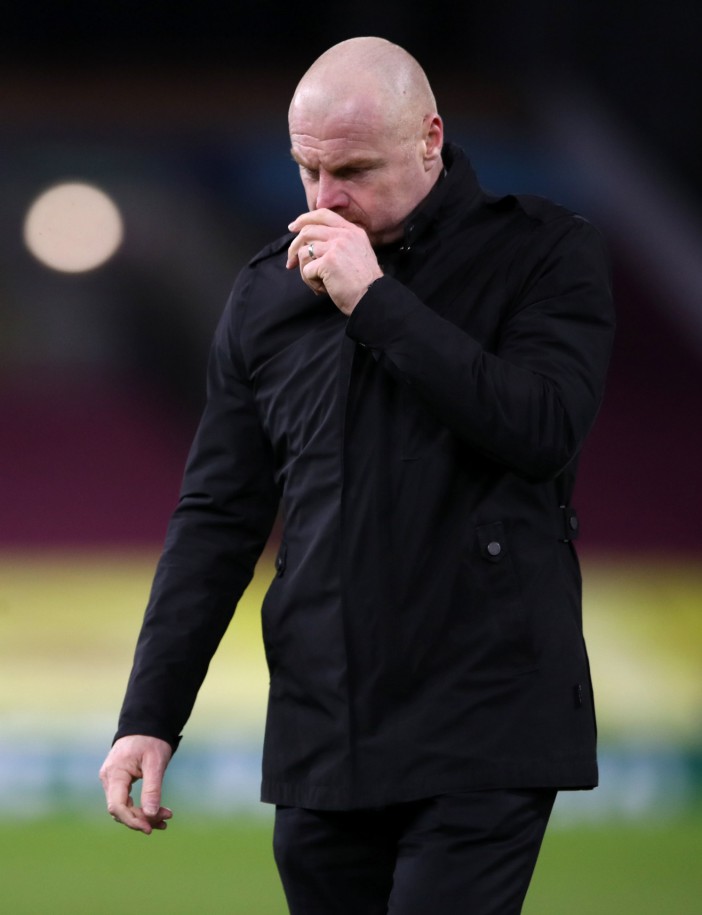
[99,763,113,783]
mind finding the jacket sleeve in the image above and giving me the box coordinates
[346,216,615,481]
[114,285,279,750]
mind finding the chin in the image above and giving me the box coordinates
[369,229,401,249]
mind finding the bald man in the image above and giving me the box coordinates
[100,37,614,914]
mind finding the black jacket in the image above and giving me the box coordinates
[116,144,615,809]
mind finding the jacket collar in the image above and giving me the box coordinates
[397,142,482,252]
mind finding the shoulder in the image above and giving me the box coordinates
[214,233,293,344]
[485,190,590,231]
[481,194,608,278]
[223,231,296,321]
[497,193,604,246]
[217,230,323,372]
[248,232,295,268]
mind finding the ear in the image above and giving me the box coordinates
[422,115,444,169]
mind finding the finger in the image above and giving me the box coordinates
[287,238,319,270]
[288,208,351,233]
[107,794,153,834]
[140,751,168,818]
[286,225,333,269]
[285,235,307,270]
[111,798,172,835]
[147,806,174,830]
[114,805,154,834]
[298,245,327,291]
[101,762,134,819]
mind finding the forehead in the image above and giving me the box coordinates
[290,133,389,170]
[289,94,398,165]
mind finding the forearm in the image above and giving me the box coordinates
[116,307,279,749]
[346,225,615,480]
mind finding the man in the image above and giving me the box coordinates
[100,37,614,914]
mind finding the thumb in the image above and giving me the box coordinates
[141,751,168,816]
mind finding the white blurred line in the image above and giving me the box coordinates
[538,86,702,350]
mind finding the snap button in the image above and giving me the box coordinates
[569,515,579,532]
[487,541,502,557]
[275,544,287,576]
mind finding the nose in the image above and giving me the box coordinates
[315,172,349,211]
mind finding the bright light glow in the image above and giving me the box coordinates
[24,182,124,273]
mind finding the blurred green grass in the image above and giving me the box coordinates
[526,813,702,914]
[1,814,285,914]
[2,813,701,914]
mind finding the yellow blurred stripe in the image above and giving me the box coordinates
[1,551,701,745]
[0,550,274,737]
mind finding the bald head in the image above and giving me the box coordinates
[288,37,444,247]
[289,37,437,141]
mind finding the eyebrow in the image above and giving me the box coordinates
[289,150,383,172]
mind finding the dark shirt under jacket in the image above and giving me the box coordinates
[116,143,615,810]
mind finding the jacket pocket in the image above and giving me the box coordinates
[468,521,537,672]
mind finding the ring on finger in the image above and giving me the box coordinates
[308,242,315,259]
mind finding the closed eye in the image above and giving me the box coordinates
[335,166,365,179]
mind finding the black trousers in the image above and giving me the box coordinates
[273,788,557,915]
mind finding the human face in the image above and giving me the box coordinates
[289,98,439,248]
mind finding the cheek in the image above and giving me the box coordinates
[371,186,404,220]
[355,185,390,217]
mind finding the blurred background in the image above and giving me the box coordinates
[1,2,701,912]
